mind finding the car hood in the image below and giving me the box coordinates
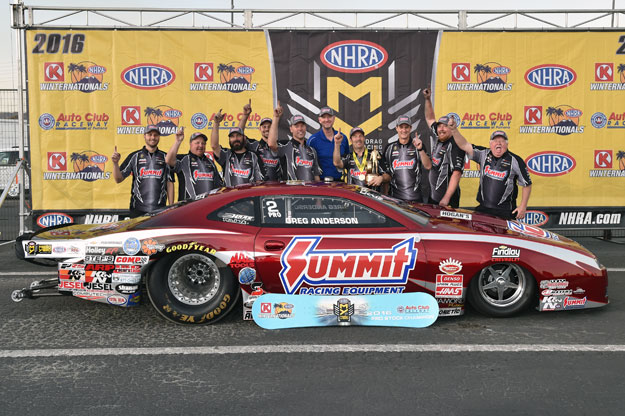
[29,217,151,241]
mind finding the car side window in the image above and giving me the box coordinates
[208,198,257,226]
[260,195,397,227]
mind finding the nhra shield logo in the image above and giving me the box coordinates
[525,151,576,177]
[525,64,576,89]
[320,40,388,73]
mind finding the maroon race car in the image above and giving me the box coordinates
[13,182,608,324]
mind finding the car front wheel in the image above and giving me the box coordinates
[468,263,535,317]
[146,252,239,324]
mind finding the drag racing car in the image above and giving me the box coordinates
[13,182,608,324]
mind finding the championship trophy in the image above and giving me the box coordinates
[366,148,381,184]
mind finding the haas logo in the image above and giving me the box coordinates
[279,236,417,294]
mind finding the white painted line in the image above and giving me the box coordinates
[0,240,15,247]
[0,272,57,276]
[1,344,625,358]
[608,268,625,272]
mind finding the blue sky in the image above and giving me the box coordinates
[2,0,622,89]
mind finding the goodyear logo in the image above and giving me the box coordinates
[36,212,74,228]
[525,64,576,89]
[121,64,176,90]
[525,151,576,176]
[320,40,388,73]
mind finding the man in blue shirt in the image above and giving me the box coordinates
[307,106,349,181]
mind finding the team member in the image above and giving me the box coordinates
[307,106,349,181]
[112,124,174,217]
[423,88,466,207]
[381,115,431,202]
[450,120,532,219]
[238,100,283,181]
[211,110,264,187]
[267,103,321,181]
[165,127,223,201]
[333,126,387,190]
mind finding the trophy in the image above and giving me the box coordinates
[365,148,381,184]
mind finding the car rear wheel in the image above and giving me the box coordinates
[468,263,535,317]
[146,252,239,325]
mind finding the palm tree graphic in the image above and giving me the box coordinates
[617,64,625,83]
[616,150,625,170]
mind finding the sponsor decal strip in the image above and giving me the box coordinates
[2,344,625,358]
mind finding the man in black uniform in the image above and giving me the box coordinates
[267,103,321,181]
[165,127,223,201]
[332,126,387,190]
[450,120,532,219]
[423,88,466,207]
[211,110,263,187]
[238,100,282,181]
[382,115,431,202]
[112,124,174,217]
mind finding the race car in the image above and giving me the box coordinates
[13,182,608,324]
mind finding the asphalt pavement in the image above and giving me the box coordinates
[1,236,624,415]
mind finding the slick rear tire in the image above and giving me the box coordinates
[468,263,535,317]
[146,252,239,325]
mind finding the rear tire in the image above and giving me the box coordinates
[468,263,535,317]
[146,252,239,325]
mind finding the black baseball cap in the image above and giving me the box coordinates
[350,127,365,137]
[432,115,451,134]
[190,132,208,142]
[318,106,334,117]
[145,125,160,134]
[259,117,272,126]
[490,130,508,141]
[228,127,244,136]
[289,114,306,126]
[396,115,411,127]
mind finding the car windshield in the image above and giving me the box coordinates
[355,187,430,226]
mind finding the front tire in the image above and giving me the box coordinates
[146,252,239,325]
[468,263,535,317]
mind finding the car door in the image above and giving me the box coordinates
[254,193,428,296]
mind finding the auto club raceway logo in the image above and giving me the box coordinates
[43,150,111,182]
[40,61,109,92]
[38,112,109,131]
[189,62,257,93]
[590,62,625,91]
[448,62,513,93]
[519,104,584,136]
[116,105,181,136]
[589,150,625,178]
[590,111,625,130]
[447,111,512,130]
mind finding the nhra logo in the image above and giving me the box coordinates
[36,212,73,228]
[521,210,549,227]
[41,61,109,93]
[121,64,176,90]
[590,112,625,129]
[189,62,257,93]
[43,150,111,182]
[520,105,584,136]
[525,151,576,177]
[47,152,67,171]
[524,64,576,89]
[320,40,388,73]
[279,236,417,294]
[448,62,512,93]
[590,63,625,91]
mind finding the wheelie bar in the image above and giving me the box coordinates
[11,278,62,302]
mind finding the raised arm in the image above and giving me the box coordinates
[413,134,432,170]
[238,99,252,132]
[423,87,436,128]
[210,109,225,159]
[165,127,184,167]
[267,102,283,152]
[111,146,124,183]
[333,129,345,169]
[448,117,474,159]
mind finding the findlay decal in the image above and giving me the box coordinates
[279,237,417,294]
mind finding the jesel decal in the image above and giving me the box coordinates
[279,236,417,294]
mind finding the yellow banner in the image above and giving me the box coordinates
[27,30,272,210]
[435,32,625,208]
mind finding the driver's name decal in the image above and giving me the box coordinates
[279,236,417,294]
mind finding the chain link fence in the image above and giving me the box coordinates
[0,89,29,241]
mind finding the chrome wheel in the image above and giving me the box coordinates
[167,253,221,306]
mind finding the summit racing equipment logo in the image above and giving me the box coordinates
[524,64,576,90]
[43,150,111,182]
[590,112,625,129]
[116,105,180,136]
[448,62,512,93]
[189,62,257,93]
[120,64,175,90]
[519,105,584,135]
[590,62,625,90]
[279,236,417,294]
[525,151,576,177]
[320,40,388,73]
[39,112,109,131]
[40,61,109,93]
[589,150,625,177]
